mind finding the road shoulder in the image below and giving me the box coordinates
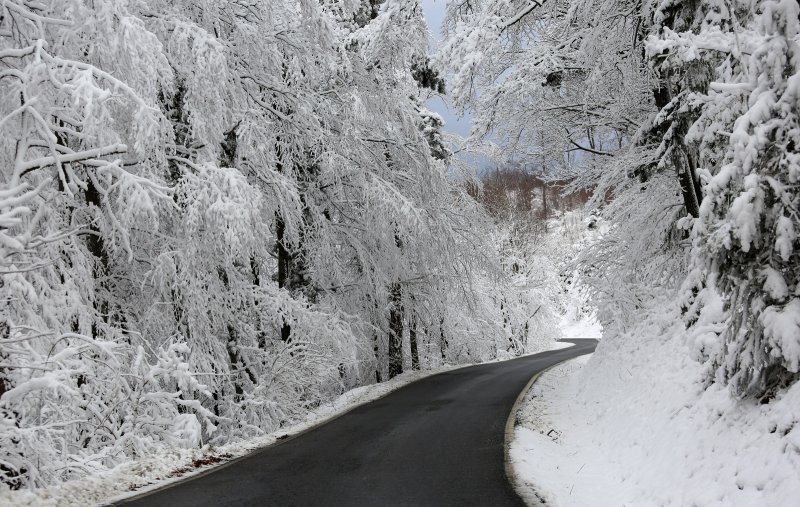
[507,353,628,506]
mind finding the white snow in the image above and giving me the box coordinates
[510,298,800,506]
[510,354,629,506]
[546,340,575,350]
[558,308,602,340]
[510,208,800,507]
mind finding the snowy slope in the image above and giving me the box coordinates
[511,297,800,506]
[510,208,800,506]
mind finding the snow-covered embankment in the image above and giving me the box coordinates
[510,303,800,506]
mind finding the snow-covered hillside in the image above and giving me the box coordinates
[510,211,799,506]
[513,299,800,506]
[511,209,800,506]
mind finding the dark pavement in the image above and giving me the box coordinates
[118,339,597,507]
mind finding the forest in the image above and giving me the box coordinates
[1,0,798,504]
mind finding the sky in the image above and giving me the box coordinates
[419,0,498,173]
[420,0,473,139]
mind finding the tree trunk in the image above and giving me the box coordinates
[275,214,292,342]
[652,74,703,219]
[387,227,405,379]
[672,146,701,218]
[542,182,548,219]
[374,329,382,383]
[274,160,320,343]
[409,313,420,371]
[388,282,404,379]
[439,317,448,361]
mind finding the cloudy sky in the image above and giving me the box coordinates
[420,0,473,138]
[419,0,499,173]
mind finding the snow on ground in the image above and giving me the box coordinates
[558,307,601,340]
[510,354,628,506]
[0,365,466,507]
[510,297,800,506]
[511,209,800,506]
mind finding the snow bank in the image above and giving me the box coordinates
[511,298,800,506]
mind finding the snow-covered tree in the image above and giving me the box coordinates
[0,0,518,490]
[661,0,800,398]
[437,0,800,400]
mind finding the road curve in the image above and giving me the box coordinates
[118,339,597,507]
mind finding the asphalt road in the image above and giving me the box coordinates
[119,339,597,507]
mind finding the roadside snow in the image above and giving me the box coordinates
[509,355,629,506]
[0,365,465,507]
[511,210,800,506]
[510,299,800,506]
[558,307,601,340]
[2,331,572,507]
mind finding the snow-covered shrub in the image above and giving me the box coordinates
[0,336,216,486]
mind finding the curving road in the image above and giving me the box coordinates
[118,339,596,507]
